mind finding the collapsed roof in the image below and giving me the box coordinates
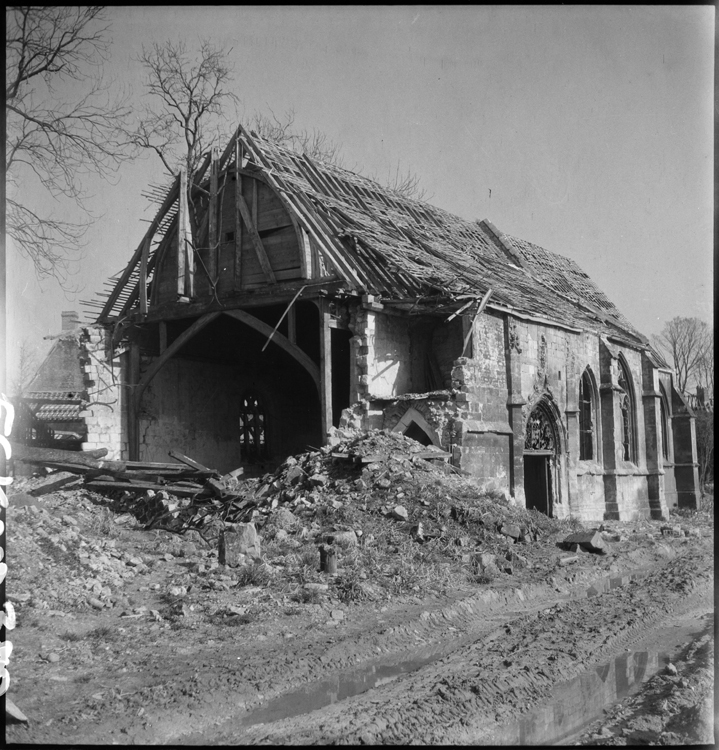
[90,125,647,347]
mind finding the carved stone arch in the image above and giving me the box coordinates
[524,397,565,456]
[391,406,442,447]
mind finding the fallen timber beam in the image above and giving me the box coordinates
[11,443,108,465]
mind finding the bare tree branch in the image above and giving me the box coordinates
[652,317,711,394]
[6,6,135,287]
[128,39,239,181]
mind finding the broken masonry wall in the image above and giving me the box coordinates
[669,387,701,510]
[365,309,412,398]
[79,326,126,460]
[451,311,512,494]
[641,356,670,519]
[380,395,456,448]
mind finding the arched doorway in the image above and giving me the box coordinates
[523,399,561,516]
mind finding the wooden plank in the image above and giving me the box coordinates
[461,288,493,358]
[168,449,217,475]
[98,173,181,321]
[223,309,320,394]
[177,166,194,298]
[261,285,306,352]
[10,443,108,464]
[234,140,243,288]
[287,304,296,344]
[236,190,277,284]
[84,479,211,498]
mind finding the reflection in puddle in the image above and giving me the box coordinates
[502,650,664,745]
[243,656,438,727]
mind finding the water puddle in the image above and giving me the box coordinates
[242,651,443,727]
[200,569,695,743]
[493,613,712,745]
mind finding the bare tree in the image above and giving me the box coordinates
[652,317,710,394]
[6,6,134,285]
[696,327,714,396]
[129,39,239,180]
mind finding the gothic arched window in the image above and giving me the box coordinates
[617,359,636,463]
[659,384,670,461]
[239,392,267,459]
[579,369,595,460]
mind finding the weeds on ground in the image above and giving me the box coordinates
[291,587,323,605]
[89,507,119,538]
[235,561,274,587]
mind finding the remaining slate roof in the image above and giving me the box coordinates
[92,125,648,346]
[26,337,85,393]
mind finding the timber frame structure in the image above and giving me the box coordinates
[87,124,701,520]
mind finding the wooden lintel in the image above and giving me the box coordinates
[236,191,277,284]
[144,278,344,322]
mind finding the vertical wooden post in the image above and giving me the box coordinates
[159,321,167,354]
[139,236,149,315]
[178,166,194,298]
[208,147,219,282]
[319,298,333,441]
[234,139,243,288]
[128,340,141,461]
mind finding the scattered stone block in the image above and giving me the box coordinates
[219,523,262,565]
[558,555,579,566]
[500,524,521,540]
[390,505,409,521]
[309,474,328,487]
[330,609,344,620]
[563,530,607,553]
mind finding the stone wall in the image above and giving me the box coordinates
[79,326,126,460]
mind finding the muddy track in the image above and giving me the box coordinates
[172,538,712,745]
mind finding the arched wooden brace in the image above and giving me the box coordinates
[222,309,321,394]
[128,308,321,459]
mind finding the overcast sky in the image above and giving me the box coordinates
[7,5,714,381]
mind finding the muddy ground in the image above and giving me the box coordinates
[4,432,715,745]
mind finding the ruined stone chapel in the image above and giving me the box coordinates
[79,125,700,521]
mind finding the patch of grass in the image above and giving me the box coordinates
[89,507,119,538]
[61,631,84,642]
[86,625,113,641]
[291,587,323,605]
[235,561,274,587]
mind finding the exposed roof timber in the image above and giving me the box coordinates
[91,125,647,344]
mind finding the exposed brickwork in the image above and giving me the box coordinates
[78,326,126,460]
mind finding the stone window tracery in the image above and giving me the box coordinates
[617,360,636,462]
[239,392,267,459]
[659,385,669,461]
[579,369,595,460]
